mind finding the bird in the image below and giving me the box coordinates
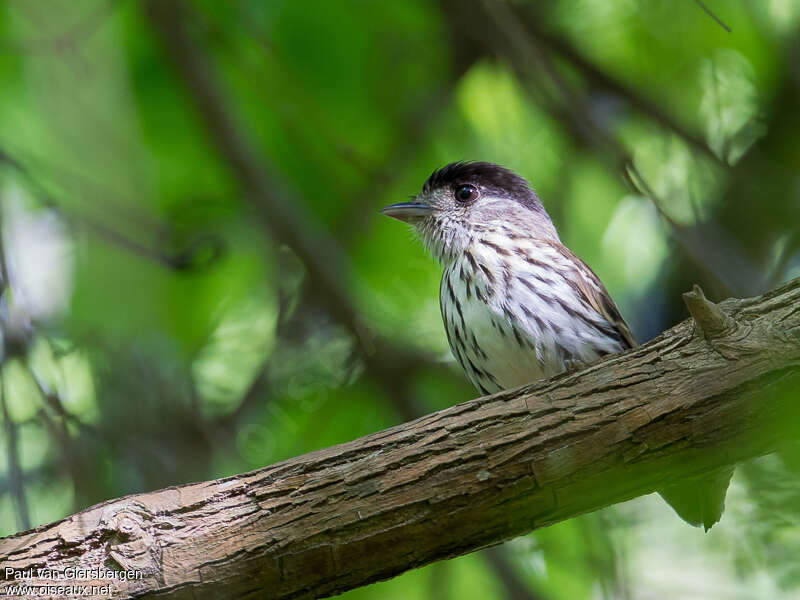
[381,161,731,530]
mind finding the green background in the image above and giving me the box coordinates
[1,1,799,598]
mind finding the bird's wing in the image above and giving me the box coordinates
[554,243,638,350]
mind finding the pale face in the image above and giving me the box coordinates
[382,162,558,264]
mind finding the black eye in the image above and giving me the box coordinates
[454,184,479,203]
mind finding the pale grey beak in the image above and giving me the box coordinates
[380,202,432,223]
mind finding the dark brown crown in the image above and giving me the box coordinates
[422,161,545,213]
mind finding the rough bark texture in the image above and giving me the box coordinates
[2,279,800,599]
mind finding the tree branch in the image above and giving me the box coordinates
[512,3,724,165]
[2,278,800,599]
[0,373,30,532]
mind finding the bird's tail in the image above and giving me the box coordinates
[658,467,735,531]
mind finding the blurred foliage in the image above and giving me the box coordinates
[0,0,799,598]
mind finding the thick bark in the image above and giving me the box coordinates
[2,278,800,599]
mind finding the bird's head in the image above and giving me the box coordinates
[381,161,558,263]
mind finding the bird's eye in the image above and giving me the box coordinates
[454,185,479,203]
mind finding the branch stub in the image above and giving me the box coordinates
[682,284,736,339]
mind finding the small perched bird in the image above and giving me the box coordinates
[382,161,730,530]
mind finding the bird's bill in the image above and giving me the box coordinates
[380,202,432,223]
